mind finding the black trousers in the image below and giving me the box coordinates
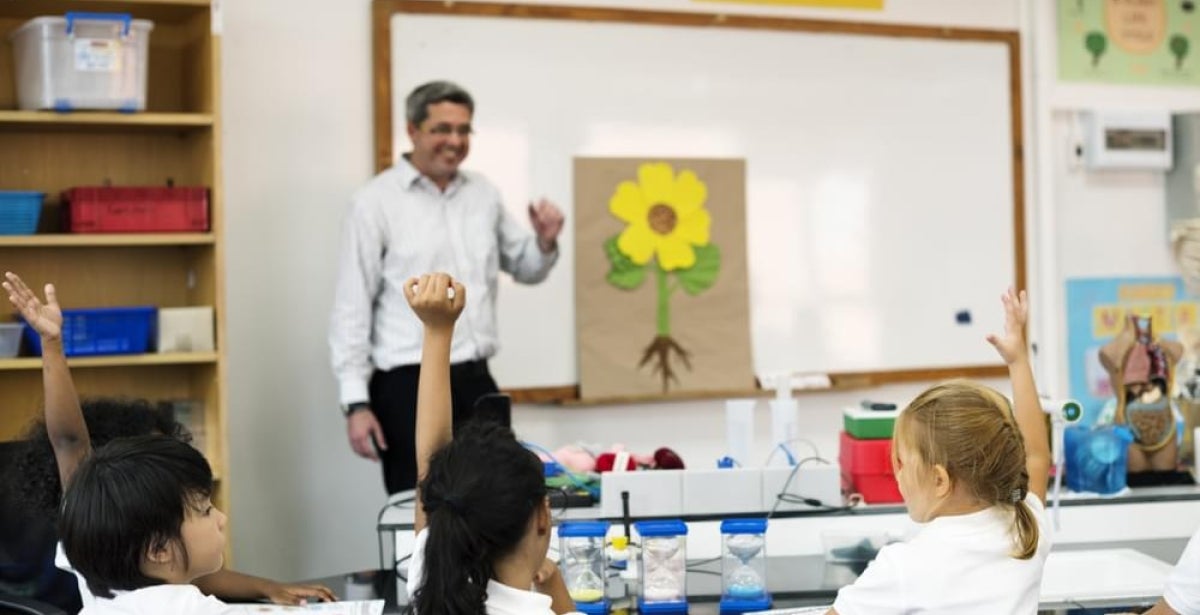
[368,359,499,495]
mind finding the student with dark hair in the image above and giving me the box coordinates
[61,434,229,613]
[401,273,579,615]
[3,272,334,613]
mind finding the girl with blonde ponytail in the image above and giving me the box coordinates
[829,288,1053,615]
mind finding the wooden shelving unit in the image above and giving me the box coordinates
[0,1,228,513]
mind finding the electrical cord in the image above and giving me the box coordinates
[376,491,416,572]
[767,455,855,518]
[521,440,601,498]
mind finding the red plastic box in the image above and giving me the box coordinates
[839,431,903,504]
[63,186,209,233]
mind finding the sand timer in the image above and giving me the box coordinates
[634,519,688,614]
[558,521,610,615]
[719,518,771,613]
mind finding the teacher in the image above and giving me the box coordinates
[329,81,564,494]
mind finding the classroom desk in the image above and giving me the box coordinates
[368,485,1200,613]
[321,538,1187,614]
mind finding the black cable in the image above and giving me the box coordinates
[767,455,854,518]
[376,493,415,574]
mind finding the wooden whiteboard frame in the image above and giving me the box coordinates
[372,0,1026,404]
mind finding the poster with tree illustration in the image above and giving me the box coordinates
[1058,0,1200,86]
[574,158,755,399]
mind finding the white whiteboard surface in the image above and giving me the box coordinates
[390,12,1018,390]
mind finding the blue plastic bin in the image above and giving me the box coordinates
[23,306,156,357]
[0,191,44,235]
[1064,425,1135,495]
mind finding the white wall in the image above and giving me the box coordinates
[222,0,380,580]
[1024,0,1200,398]
[220,0,1022,581]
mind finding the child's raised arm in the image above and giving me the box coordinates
[986,288,1051,503]
[3,272,89,489]
[407,273,466,535]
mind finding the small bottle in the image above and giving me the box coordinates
[559,521,610,615]
[635,519,688,614]
[719,518,771,614]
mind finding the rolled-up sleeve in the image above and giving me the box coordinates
[496,197,558,284]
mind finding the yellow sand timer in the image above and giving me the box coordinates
[558,521,610,615]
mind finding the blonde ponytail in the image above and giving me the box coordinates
[1011,497,1040,560]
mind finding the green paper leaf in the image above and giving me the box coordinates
[677,243,720,295]
[604,235,646,290]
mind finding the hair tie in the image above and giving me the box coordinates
[1010,488,1022,503]
[443,494,464,514]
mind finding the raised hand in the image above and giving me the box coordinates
[986,287,1030,365]
[528,198,565,252]
[3,272,62,341]
[404,273,466,330]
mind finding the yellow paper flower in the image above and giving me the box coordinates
[609,162,711,271]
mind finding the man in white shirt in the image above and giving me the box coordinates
[329,81,564,494]
[1145,528,1200,615]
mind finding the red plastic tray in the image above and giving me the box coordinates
[64,186,209,233]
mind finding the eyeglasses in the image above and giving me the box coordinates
[427,124,473,137]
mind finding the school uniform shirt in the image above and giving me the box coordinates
[1164,527,1200,615]
[57,542,235,614]
[76,584,236,615]
[406,528,583,615]
[56,541,95,610]
[329,156,558,406]
[832,493,1052,615]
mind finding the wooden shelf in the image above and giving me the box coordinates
[0,234,214,247]
[0,352,218,371]
[0,1,210,23]
[0,111,213,130]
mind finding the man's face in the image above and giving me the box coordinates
[407,101,472,184]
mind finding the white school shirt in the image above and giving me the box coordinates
[832,493,1052,615]
[406,529,583,615]
[329,157,558,405]
[59,542,234,614]
[1164,528,1200,615]
[78,584,236,615]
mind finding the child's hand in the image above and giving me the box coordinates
[533,557,561,588]
[3,272,62,341]
[404,273,465,330]
[263,580,337,605]
[986,287,1029,365]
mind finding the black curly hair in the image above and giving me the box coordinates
[6,398,191,517]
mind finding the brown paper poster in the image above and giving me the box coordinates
[575,158,755,399]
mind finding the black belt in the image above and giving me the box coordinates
[390,359,489,378]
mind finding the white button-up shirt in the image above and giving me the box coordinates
[329,157,557,405]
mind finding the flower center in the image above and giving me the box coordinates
[648,204,677,235]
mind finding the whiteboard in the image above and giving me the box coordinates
[388,10,1019,390]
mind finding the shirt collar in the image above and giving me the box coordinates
[484,579,554,613]
[397,154,468,193]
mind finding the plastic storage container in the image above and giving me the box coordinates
[558,521,609,615]
[635,519,688,614]
[843,406,900,439]
[24,306,156,357]
[9,13,154,111]
[1064,425,1135,495]
[0,323,24,358]
[64,186,209,233]
[719,518,770,614]
[838,431,903,504]
[0,192,44,235]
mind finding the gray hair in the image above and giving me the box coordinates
[405,81,475,126]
